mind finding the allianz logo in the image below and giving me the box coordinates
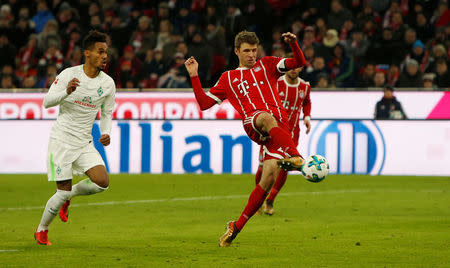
[308,120,386,175]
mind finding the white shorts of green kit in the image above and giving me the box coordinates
[47,138,105,182]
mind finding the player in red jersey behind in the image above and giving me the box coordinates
[185,30,306,247]
[256,66,312,215]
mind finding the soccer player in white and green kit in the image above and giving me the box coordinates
[34,30,116,245]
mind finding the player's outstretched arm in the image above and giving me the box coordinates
[43,77,79,108]
[282,32,306,69]
[184,57,217,110]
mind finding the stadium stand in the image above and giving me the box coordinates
[0,0,448,91]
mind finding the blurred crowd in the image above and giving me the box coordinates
[0,0,449,90]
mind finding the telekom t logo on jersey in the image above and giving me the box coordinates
[237,80,250,96]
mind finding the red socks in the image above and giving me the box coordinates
[268,127,300,157]
[235,184,268,231]
[266,169,287,202]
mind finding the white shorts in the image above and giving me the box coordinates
[47,138,105,182]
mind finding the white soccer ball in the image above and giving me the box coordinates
[301,155,329,183]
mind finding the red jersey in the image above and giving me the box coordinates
[277,75,311,133]
[208,56,289,124]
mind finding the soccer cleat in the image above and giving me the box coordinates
[59,199,71,222]
[264,200,274,216]
[34,229,52,246]
[219,221,240,247]
[277,156,304,171]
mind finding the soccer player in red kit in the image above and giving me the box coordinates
[256,67,312,215]
[184,30,307,246]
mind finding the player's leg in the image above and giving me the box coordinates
[255,112,304,170]
[35,180,73,245]
[59,143,108,223]
[264,169,288,215]
[35,141,74,245]
[255,146,264,185]
[70,142,109,199]
[219,159,279,247]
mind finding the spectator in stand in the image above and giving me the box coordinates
[356,5,381,32]
[63,29,82,60]
[327,0,353,30]
[431,1,450,27]
[382,0,402,29]
[415,12,434,43]
[118,45,143,81]
[64,47,82,68]
[22,75,37,88]
[301,26,320,50]
[426,26,449,52]
[32,0,55,34]
[422,73,437,90]
[301,5,321,26]
[375,85,407,119]
[400,28,417,56]
[318,29,339,61]
[0,75,15,89]
[387,64,400,86]
[162,34,184,62]
[173,5,198,35]
[304,56,328,87]
[302,46,315,72]
[357,63,375,87]
[328,44,355,87]
[38,64,57,88]
[140,49,159,89]
[36,20,61,54]
[426,45,448,73]
[339,19,355,41]
[56,2,79,38]
[156,19,173,50]
[108,15,130,54]
[117,60,137,88]
[397,59,423,88]
[343,28,369,63]
[0,32,17,69]
[158,52,190,88]
[152,2,171,34]
[368,27,402,65]
[188,32,212,82]
[1,64,19,88]
[129,16,156,58]
[314,17,327,42]
[38,43,63,75]
[434,59,450,88]
[12,7,35,49]
[205,18,227,85]
[316,72,331,89]
[373,70,386,88]
[389,11,408,41]
[402,40,430,73]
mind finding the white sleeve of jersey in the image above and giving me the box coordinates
[43,69,70,108]
[100,80,116,135]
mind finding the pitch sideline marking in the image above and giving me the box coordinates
[0,189,444,212]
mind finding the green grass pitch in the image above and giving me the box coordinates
[0,174,449,267]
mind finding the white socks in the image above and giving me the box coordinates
[37,179,108,232]
[37,189,71,232]
[70,178,108,198]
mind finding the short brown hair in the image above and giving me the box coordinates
[234,31,259,49]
